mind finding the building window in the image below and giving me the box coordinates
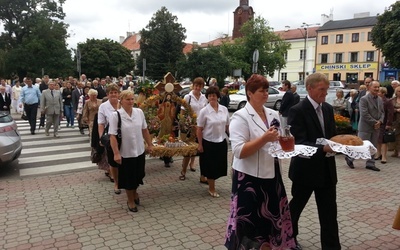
[283,52,288,61]
[336,34,343,44]
[299,72,305,81]
[321,53,328,63]
[335,53,343,63]
[350,52,358,62]
[367,32,372,41]
[352,33,359,42]
[300,49,306,60]
[321,36,328,45]
[281,72,287,81]
[366,51,374,61]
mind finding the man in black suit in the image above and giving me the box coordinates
[287,73,341,250]
[291,85,300,105]
[92,79,106,100]
[72,82,85,135]
[279,80,294,127]
[0,85,11,113]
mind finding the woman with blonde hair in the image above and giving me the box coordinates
[109,90,153,212]
[82,89,102,138]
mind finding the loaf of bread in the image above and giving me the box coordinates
[330,134,363,146]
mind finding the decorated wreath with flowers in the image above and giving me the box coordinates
[139,91,197,142]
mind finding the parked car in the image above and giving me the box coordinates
[329,81,346,89]
[228,87,285,111]
[292,80,304,86]
[178,85,208,97]
[224,81,243,90]
[0,112,22,166]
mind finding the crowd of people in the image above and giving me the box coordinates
[2,72,400,250]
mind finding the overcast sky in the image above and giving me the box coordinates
[39,0,400,49]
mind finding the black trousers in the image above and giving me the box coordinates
[289,182,341,250]
[24,103,38,132]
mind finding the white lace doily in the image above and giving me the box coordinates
[268,142,318,159]
[316,138,377,159]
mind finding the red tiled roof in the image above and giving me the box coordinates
[121,34,140,51]
[275,27,319,40]
[183,43,194,54]
[199,37,234,47]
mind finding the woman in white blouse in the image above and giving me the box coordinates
[12,80,22,114]
[225,74,296,249]
[196,86,229,197]
[179,77,208,182]
[98,84,120,191]
[109,90,153,212]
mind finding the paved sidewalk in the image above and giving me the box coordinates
[0,152,399,249]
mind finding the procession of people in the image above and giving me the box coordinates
[3,72,400,250]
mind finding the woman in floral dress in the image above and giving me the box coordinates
[225,74,295,250]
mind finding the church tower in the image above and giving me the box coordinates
[232,0,254,39]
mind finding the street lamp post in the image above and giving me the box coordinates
[300,22,320,80]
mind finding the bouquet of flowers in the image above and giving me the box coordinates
[145,106,161,135]
[134,81,156,98]
[334,114,350,128]
[179,112,197,134]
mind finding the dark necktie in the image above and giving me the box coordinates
[51,90,54,97]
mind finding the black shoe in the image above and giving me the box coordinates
[114,189,121,195]
[374,155,382,160]
[366,166,380,171]
[80,130,84,135]
[31,131,35,135]
[291,239,302,250]
[127,202,138,212]
[345,157,354,169]
[134,198,140,205]
[164,163,170,168]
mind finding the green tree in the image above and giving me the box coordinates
[371,1,400,69]
[0,0,73,78]
[78,38,135,79]
[138,6,186,81]
[222,16,290,79]
[177,46,231,87]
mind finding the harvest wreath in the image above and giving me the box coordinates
[139,86,198,157]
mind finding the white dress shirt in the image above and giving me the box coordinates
[197,104,229,143]
[108,108,147,158]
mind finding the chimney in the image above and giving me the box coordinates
[126,31,133,37]
[119,36,125,44]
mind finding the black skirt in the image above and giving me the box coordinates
[199,139,228,180]
[118,153,146,190]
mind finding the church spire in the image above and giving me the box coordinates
[232,0,254,39]
[240,0,249,6]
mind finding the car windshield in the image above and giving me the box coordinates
[0,113,12,122]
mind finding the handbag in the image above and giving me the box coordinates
[383,129,396,143]
[91,148,102,163]
[101,111,122,167]
[21,111,28,120]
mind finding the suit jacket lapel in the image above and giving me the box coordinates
[245,104,268,132]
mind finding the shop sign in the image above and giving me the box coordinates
[316,63,378,71]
